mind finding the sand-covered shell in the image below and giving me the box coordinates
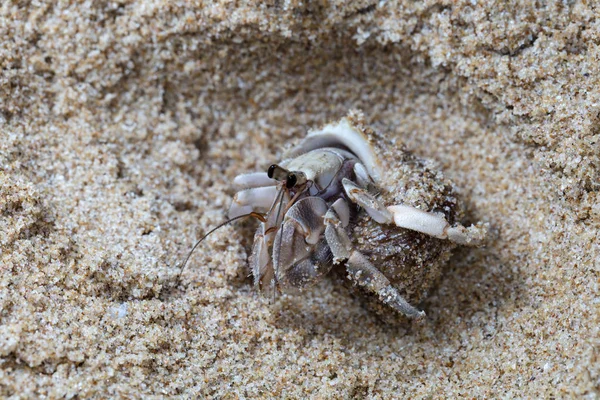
[285,110,471,315]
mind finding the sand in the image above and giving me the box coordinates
[1,1,599,398]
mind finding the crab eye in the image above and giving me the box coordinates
[286,173,297,188]
[268,164,290,181]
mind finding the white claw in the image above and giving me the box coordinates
[388,204,487,246]
[229,186,278,218]
[387,204,449,239]
[233,172,277,189]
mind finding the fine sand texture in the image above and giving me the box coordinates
[1,1,599,398]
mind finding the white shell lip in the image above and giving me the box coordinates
[283,117,384,183]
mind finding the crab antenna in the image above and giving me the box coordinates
[177,211,266,284]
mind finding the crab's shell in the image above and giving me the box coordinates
[286,110,463,312]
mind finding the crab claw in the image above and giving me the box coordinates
[272,197,329,288]
[229,186,279,219]
[387,205,486,246]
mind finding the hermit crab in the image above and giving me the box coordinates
[216,110,487,318]
[182,111,485,318]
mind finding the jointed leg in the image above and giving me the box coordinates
[323,199,425,318]
[345,252,425,318]
[387,205,486,245]
[229,186,279,218]
[233,172,277,188]
[342,178,485,246]
[249,223,274,290]
[272,197,330,289]
[342,178,393,223]
[275,242,333,289]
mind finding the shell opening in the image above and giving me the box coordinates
[284,118,383,183]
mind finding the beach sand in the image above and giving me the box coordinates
[1,1,599,397]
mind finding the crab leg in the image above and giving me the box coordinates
[345,252,426,318]
[272,197,330,289]
[342,178,392,223]
[249,223,273,289]
[353,162,374,188]
[387,205,485,245]
[323,199,425,318]
[387,205,451,238]
[342,178,484,246]
[233,172,277,189]
[229,186,279,218]
[288,243,332,289]
[249,187,291,292]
